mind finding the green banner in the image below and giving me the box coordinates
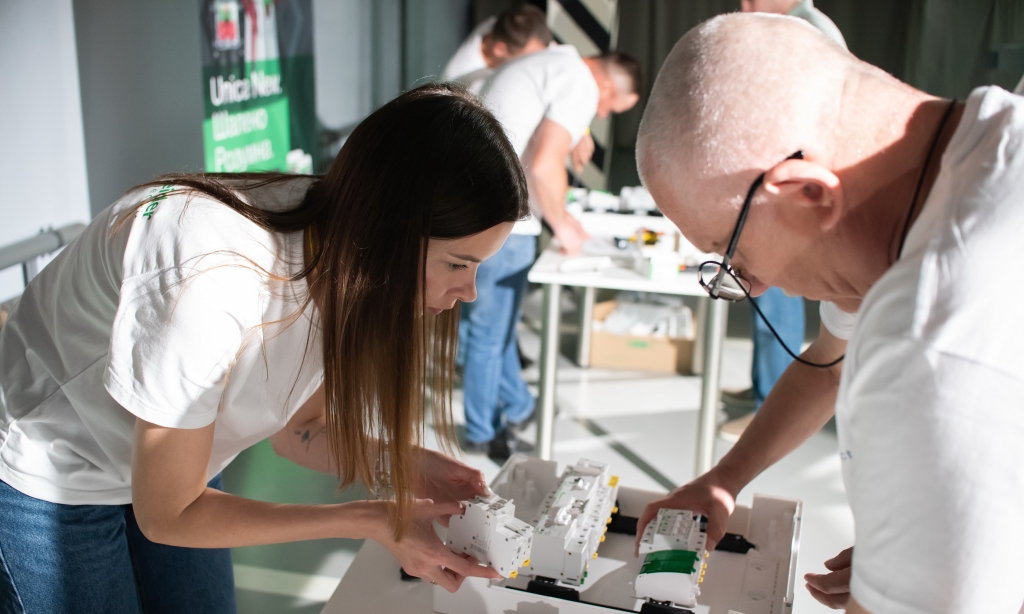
[199,0,315,174]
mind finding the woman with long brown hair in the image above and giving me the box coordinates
[0,83,528,613]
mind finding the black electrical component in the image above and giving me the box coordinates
[526,576,581,602]
[606,500,639,535]
[399,567,420,581]
[639,599,695,614]
[714,533,757,554]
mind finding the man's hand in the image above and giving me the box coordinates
[571,132,595,172]
[412,448,490,516]
[805,547,853,609]
[634,470,737,555]
[551,214,589,256]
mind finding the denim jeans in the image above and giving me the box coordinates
[0,475,236,614]
[751,287,805,408]
[460,234,536,443]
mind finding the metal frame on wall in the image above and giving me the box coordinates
[546,0,620,190]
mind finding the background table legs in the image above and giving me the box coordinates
[695,296,728,477]
[536,283,562,460]
[576,286,596,368]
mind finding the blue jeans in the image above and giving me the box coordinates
[751,287,805,408]
[460,234,536,443]
[0,476,235,614]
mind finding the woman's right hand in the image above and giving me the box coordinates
[373,498,502,592]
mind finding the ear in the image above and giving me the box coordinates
[762,158,843,231]
[491,41,510,60]
[620,92,640,112]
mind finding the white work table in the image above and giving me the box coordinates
[526,247,728,477]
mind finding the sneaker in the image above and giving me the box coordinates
[718,411,756,443]
[721,387,757,411]
[507,409,536,436]
[461,439,491,455]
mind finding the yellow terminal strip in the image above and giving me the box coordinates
[510,571,518,579]
[609,476,620,487]
[612,506,619,514]
[592,552,599,559]
[522,559,530,567]
[600,535,606,543]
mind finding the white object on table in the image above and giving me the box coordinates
[523,458,619,585]
[635,508,709,608]
[446,494,533,579]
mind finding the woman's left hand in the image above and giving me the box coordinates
[413,448,490,510]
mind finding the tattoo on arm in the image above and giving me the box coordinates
[295,426,326,452]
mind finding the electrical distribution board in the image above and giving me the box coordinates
[434,456,802,614]
[523,458,620,586]
[635,508,709,608]
[446,494,534,579]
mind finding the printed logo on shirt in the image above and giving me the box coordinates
[140,185,176,219]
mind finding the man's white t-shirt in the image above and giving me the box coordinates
[825,87,1024,613]
[0,180,323,505]
[481,44,599,235]
[443,16,494,82]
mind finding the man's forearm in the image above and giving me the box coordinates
[526,160,569,226]
[714,340,843,495]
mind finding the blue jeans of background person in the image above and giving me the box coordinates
[751,287,805,408]
[0,475,236,614]
[461,234,536,444]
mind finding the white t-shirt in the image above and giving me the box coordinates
[833,87,1024,613]
[0,180,323,505]
[443,16,494,82]
[481,44,599,234]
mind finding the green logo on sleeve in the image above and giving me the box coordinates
[141,185,176,219]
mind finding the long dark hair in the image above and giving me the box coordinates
[129,83,528,536]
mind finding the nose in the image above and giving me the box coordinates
[454,279,477,304]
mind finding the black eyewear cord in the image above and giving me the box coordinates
[697,151,844,369]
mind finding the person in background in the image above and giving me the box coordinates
[442,4,551,95]
[638,13,1024,612]
[720,0,848,442]
[443,5,597,174]
[459,45,641,460]
[0,84,526,612]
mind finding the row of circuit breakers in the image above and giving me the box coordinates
[445,459,711,613]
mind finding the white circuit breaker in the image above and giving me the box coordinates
[523,459,620,586]
[635,508,709,608]
[446,494,534,579]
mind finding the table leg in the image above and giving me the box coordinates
[576,286,596,367]
[536,283,562,461]
[695,297,728,477]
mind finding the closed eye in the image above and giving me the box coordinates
[448,263,469,271]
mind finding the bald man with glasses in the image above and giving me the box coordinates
[635,13,1024,614]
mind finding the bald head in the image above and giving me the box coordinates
[637,13,861,215]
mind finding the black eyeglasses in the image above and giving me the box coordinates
[698,151,804,301]
[697,151,844,369]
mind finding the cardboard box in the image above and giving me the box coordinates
[589,301,695,374]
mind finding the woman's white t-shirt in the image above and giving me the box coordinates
[0,180,323,505]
